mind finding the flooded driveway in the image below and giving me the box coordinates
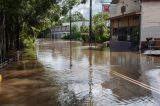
[0,39,160,106]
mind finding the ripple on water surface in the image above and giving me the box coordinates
[0,39,160,106]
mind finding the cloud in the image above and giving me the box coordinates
[71,0,112,19]
[71,0,103,19]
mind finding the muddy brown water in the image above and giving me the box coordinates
[0,39,160,106]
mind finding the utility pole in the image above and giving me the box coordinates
[89,0,92,47]
[69,6,72,68]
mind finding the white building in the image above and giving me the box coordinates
[63,21,89,31]
[51,25,70,39]
[51,21,89,39]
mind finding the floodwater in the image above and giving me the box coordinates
[0,39,160,106]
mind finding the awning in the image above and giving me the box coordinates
[109,12,141,20]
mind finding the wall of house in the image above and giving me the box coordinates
[110,0,140,17]
[51,25,70,39]
[141,1,160,41]
[63,21,89,31]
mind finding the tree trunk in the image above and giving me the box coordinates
[2,10,6,61]
[15,17,21,50]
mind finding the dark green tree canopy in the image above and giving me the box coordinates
[0,0,86,48]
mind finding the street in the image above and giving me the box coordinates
[0,39,160,106]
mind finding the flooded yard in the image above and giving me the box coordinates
[0,39,160,106]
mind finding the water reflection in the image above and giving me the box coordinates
[0,74,2,82]
[0,39,160,106]
[110,51,160,106]
[70,39,72,68]
[86,48,93,106]
[36,40,160,106]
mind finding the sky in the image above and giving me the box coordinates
[71,0,112,19]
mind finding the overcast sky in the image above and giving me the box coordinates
[71,0,112,19]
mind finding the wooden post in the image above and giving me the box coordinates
[127,16,130,41]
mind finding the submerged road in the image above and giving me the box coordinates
[0,39,160,106]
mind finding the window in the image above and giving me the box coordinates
[130,26,139,44]
[118,27,127,41]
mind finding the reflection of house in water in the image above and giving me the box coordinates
[110,52,141,79]
[101,77,151,101]
[108,51,160,104]
[109,52,150,100]
[140,54,160,71]
[110,51,160,77]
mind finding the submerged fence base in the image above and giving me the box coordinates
[0,51,21,69]
[0,58,14,69]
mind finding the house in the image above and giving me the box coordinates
[63,21,89,31]
[51,25,70,39]
[51,21,89,39]
[109,0,160,51]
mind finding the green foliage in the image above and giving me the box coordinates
[78,12,110,43]
[72,25,81,40]
[63,24,81,40]
[80,25,89,33]
[38,28,51,38]
[1,0,86,48]
[2,0,60,48]
[93,12,109,25]
[81,35,89,42]
[60,0,86,17]
[72,11,85,22]
[93,12,110,42]
[60,11,85,23]
[80,25,89,42]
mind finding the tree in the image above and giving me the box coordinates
[2,0,61,48]
[93,12,109,25]
[0,0,87,62]
[80,25,89,33]
[93,12,110,42]
[63,24,81,40]
[80,25,89,42]
[72,11,85,22]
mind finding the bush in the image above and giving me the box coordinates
[62,24,81,40]
[62,34,71,39]
[81,35,89,42]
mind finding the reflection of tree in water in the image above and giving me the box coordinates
[85,67,93,106]
[84,48,94,106]
[59,84,84,106]
[82,46,110,65]
[58,49,94,106]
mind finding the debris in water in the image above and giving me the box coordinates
[0,74,2,82]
